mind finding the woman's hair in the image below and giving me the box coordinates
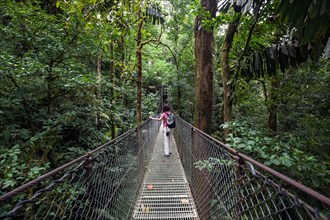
[162,104,170,112]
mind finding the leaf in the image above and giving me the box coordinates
[56,1,60,8]
[218,2,231,14]
[254,52,262,78]
[320,0,327,15]
[312,178,320,187]
[147,185,153,190]
[181,199,189,204]
[308,0,322,19]
[220,123,230,129]
[282,158,292,167]
[145,206,150,213]
[242,0,253,14]
[273,159,280,165]
[264,50,276,76]
[2,180,16,189]
[270,44,277,59]
[287,0,311,28]
[281,43,288,56]
[278,52,288,73]
[141,204,150,213]
[324,37,330,58]
[287,41,296,57]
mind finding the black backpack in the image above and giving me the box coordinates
[166,113,176,129]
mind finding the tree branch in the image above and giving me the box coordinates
[139,25,163,48]
[255,79,271,114]
[235,2,262,75]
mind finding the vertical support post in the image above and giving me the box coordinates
[233,155,245,220]
[188,126,194,184]
[84,153,94,203]
[159,86,163,113]
[137,127,144,189]
[147,121,150,158]
[191,128,213,219]
[192,129,210,219]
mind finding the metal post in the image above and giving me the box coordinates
[137,127,144,188]
[234,155,245,220]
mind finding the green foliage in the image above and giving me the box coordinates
[0,145,50,191]
[224,120,330,195]
[277,60,330,156]
[0,0,328,216]
[142,91,159,119]
[154,0,195,120]
[0,0,137,196]
[277,0,330,44]
[195,157,234,172]
[212,0,329,197]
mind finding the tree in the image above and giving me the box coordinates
[221,3,242,137]
[194,0,217,135]
[215,0,330,195]
[159,0,195,117]
[135,1,164,124]
[193,0,218,218]
[0,0,138,193]
[136,0,144,125]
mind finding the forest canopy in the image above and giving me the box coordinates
[0,0,329,202]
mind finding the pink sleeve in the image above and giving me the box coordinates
[161,113,167,127]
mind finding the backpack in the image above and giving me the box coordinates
[166,112,176,129]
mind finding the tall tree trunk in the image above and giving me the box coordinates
[268,76,280,133]
[96,50,102,130]
[120,33,129,131]
[173,13,181,115]
[47,71,52,116]
[136,1,143,125]
[177,74,181,114]
[194,1,217,219]
[194,0,217,135]
[221,6,242,138]
[109,41,116,138]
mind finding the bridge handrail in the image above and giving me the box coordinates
[180,118,330,207]
[174,114,330,219]
[0,119,152,204]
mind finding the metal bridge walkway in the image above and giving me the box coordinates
[1,117,330,219]
[133,127,199,219]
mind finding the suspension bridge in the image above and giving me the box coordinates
[0,114,330,219]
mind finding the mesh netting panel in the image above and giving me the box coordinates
[0,120,160,219]
[2,115,328,220]
[173,117,329,220]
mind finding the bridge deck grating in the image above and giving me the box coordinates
[133,127,199,220]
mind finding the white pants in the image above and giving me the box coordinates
[163,127,170,156]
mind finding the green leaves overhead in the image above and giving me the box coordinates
[229,0,329,79]
[146,3,165,25]
[238,36,329,79]
[240,40,307,79]
[219,0,263,14]
[277,0,330,44]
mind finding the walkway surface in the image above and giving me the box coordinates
[133,127,199,219]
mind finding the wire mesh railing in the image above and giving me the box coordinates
[173,115,330,220]
[2,113,329,220]
[0,119,160,220]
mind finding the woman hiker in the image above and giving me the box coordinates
[150,104,172,157]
